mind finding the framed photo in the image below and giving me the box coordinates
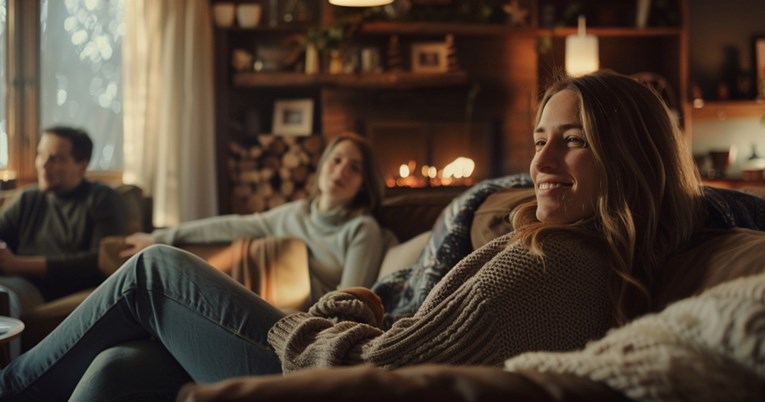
[272,99,313,136]
[411,42,449,73]
[755,36,765,99]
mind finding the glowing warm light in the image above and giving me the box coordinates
[427,166,437,178]
[388,156,475,188]
[0,170,16,181]
[328,0,394,6]
[565,15,599,77]
[442,157,475,179]
[399,164,410,178]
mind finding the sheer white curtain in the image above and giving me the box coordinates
[123,0,218,227]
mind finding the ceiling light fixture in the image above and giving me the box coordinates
[328,0,394,7]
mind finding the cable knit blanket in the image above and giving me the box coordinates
[371,174,533,327]
[504,271,765,402]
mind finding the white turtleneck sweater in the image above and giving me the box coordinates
[151,199,385,302]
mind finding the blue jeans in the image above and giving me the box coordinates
[0,245,285,401]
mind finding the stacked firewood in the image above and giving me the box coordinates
[228,135,325,213]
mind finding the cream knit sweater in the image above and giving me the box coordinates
[268,231,617,372]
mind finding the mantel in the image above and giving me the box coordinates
[233,71,470,89]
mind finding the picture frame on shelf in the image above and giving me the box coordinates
[272,99,313,136]
[754,35,765,99]
[410,42,449,73]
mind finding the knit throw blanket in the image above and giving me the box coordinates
[184,237,311,310]
[372,174,533,327]
[703,186,765,230]
[504,271,765,402]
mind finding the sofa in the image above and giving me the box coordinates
[4,183,765,401]
[173,185,765,402]
[0,185,458,354]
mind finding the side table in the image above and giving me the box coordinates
[0,316,24,367]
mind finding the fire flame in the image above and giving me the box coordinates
[399,164,410,178]
[442,157,475,179]
[389,157,475,188]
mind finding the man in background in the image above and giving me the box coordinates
[0,126,127,323]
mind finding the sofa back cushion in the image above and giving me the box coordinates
[470,188,535,250]
[655,228,765,310]
[374,192,456,243]
[378,231,431,280]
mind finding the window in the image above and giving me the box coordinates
[1,0,124,184]
[0,2,8,170]
[40,0,124,170]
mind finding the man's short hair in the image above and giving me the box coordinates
[43,126,93,163]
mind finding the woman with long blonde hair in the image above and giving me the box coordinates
[511,71,704,322]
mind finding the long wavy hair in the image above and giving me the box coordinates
[511,71,705,323]
[310,132,385,217]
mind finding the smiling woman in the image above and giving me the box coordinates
[531,89,601,225]
[512,71,705,323]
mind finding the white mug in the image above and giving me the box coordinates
[212,3,236,27]
[237,4,263,28]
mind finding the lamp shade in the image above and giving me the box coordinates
[328,0,394,6]
[565,16,599,77]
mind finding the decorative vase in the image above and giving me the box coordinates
[305,44,319,75]
[328,50,344,74]
[636,0,651,28]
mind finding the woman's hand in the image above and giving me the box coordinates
[309,287,384,328]
[119,232,156,258]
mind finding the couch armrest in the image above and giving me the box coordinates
[176,364,631,402]
[20,289,93,351]
[98,237,311,310]
[98,236,235,277]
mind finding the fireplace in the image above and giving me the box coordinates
[226,121,501,214]
[366,121,499,192]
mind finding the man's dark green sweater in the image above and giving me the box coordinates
[0,180,127,300]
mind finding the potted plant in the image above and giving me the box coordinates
[304,25,348,74]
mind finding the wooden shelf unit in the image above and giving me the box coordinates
[233,71,469,89]
[691,100,765,120]
[212,0,689,214]
[359,21,538,37]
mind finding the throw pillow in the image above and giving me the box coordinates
[655,227,765,309]
[470,188,535,250]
